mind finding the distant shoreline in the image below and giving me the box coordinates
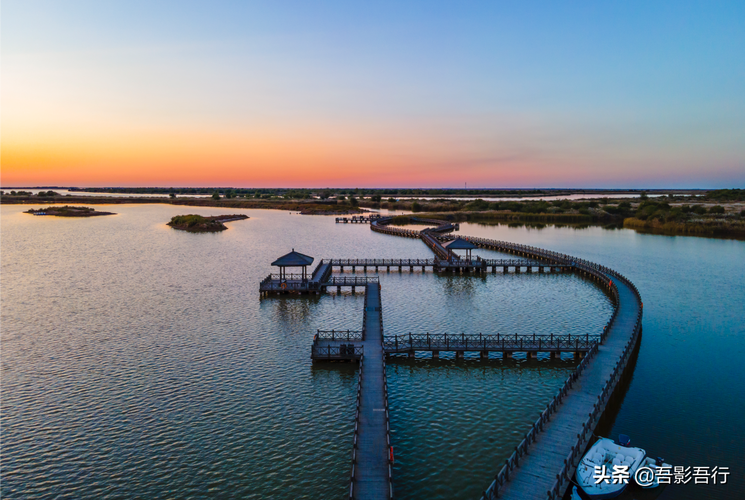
[5,190,743,240]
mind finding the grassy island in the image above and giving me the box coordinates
[25,206,115,217]
[167,214,249,232]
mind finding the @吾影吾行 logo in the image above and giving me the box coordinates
[593,465,730,486]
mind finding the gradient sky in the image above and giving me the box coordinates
[2,1,744,188]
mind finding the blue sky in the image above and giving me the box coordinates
[3,1,744,187]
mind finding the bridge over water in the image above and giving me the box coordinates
[261,215,643,499]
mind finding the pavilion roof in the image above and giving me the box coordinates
[271,249,314,267]
[443,238,477,250]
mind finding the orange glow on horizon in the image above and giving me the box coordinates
[2,125,563,187]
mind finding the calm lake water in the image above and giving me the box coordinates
[1,205,743,499]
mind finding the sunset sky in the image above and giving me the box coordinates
[2,1,744,188]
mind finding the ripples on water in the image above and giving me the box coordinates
[2,205,742,499]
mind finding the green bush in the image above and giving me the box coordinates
[709,205,725,214]
[211,191,220,200]
[604,205,619,214]
[464,199,489,211]
[170,215,207,227]
[705,188,744,202]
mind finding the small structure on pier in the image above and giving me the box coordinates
[443,237,476,260]
[260,249,327,295]
[271,249,314,281]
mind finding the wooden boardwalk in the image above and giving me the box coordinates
[351,284,393,499]
[485,275,641,499]
[327,258,563,274]
[264,216,644,499]
[364,218,643,499]
[336,215,383,223]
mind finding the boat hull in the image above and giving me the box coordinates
[575,438,646,500]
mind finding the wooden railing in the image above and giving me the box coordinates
[382,333,600,353]
[370,217,423,238]
[311,345,364,359]
[325,276,380,286]
[310,259,331,281]
[315,330,364,341]
[421,230,456,260]
[330,258,437,266]
[263,273,310,281]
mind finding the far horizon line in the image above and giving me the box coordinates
[0,186,723,191]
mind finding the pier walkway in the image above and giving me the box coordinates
[263,215,643,499]
[336,214,384,223]
[350,283,393,500]
[309,284,393,498]
[481,272,641,499]
[383,332,599,358]
[367,217,643,499]
[326,258,563,273]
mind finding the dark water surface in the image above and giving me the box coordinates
[2,206,743,499]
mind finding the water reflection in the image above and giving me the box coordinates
[3,205,742,499]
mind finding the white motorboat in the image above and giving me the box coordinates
[575,437,646,499]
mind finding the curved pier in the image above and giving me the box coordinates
[369,217,643,499]
[261,216,643,499]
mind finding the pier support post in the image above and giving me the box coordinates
[480,351,488,359]
[408,351,415,359]
[455,351,464,359]
[504,351,512,358]
[432,351,439,359]
[550,351,557,359]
